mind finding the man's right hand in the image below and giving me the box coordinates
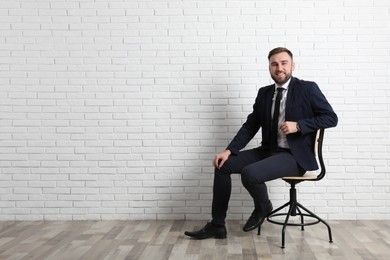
[213,149,232,169]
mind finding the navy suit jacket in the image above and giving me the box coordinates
[226,77,338,171]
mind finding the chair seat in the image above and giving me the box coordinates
[282,172,318,181]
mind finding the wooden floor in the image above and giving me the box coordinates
[0,220,389,260]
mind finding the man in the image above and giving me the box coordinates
[184,47,338,239]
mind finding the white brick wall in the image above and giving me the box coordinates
[1,0,389,221]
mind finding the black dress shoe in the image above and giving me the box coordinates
[184,222,227,239]
[243,201,273,232]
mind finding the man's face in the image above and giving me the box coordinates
[268,52,295,85]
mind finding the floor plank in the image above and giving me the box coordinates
[0,220,389,260]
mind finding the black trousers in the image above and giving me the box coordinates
[211,148,305,226]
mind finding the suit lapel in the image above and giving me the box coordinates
[265,84,275,130]
[285,77,296,120]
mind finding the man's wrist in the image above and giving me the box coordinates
[296,122,301,132]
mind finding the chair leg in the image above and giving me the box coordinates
[258,201,291,235]
[296,202,333,243]
[296,206,304,231]
[265,181,333,248]
[256,216,266,235]
[281,201,296,249]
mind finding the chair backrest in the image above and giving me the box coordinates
[314,129,326,181]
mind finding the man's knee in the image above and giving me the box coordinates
[241,166,256,187]
[215,157,235,175]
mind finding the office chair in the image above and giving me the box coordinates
[258,129,333,248]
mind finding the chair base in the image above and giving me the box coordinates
[257,183,333,248]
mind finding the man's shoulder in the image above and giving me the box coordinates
[291,77,317,87]
[258,84,274,93]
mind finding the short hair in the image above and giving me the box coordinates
[268,47,293,61]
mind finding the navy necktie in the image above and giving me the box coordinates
[270,88,284,153]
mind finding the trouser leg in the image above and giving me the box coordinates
[211,149,269,226]
[241,151,305,211]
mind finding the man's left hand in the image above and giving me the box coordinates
[280,121,299,135]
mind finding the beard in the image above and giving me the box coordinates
[271,71,292,85]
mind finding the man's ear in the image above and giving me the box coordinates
[292,62,296,71]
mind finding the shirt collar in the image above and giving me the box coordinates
[275,77,292,91]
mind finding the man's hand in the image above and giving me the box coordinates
[280,121,299,135]
[213,149,231,169]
